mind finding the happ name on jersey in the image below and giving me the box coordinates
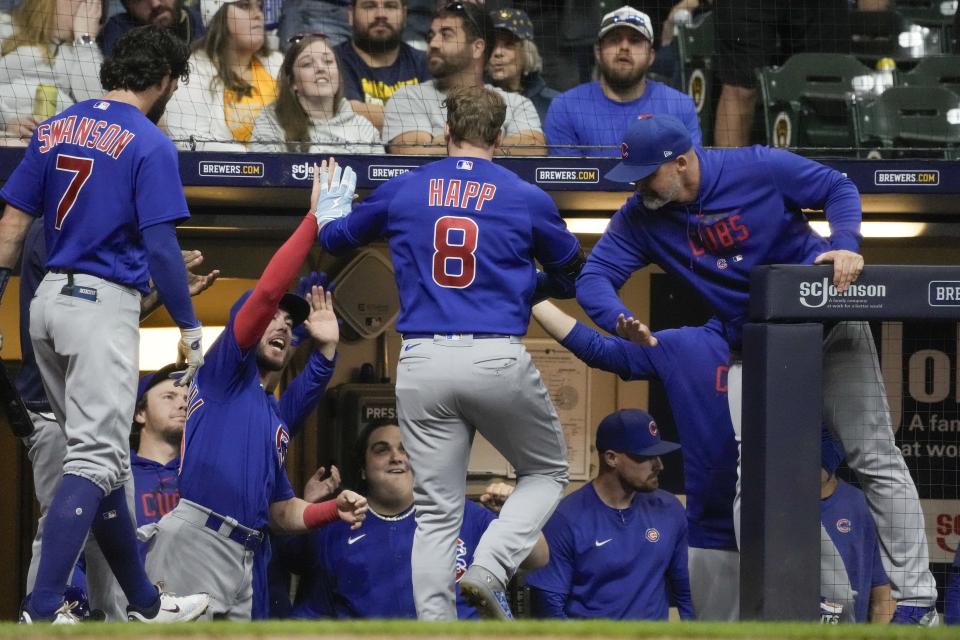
[36,115,137,159]
[428,178,497,211]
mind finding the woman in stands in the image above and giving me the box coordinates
[249,34,382,154]
[0,0,102,145]
[165,0,282,150]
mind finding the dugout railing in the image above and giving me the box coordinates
[743,264,960,620]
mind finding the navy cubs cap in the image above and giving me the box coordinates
[137,362,186,405]
[605,114,693,184]
[231,290,311,327]
[491,8,534,41]
[596,409,680,457]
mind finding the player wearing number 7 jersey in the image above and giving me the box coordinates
[318,85,585,621]
[0,27,209,624]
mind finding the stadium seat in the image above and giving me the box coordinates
[849,9,946,64]
[899,55,960,93]
[856,85,960,158]
[677,11,715,146]
[757,53,874,152]
[891,0,956,54]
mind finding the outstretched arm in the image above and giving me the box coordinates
[269,490,368,534]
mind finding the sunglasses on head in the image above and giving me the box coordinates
[601,13,648,30]
[287,32,330,45]
[444,1,483,36]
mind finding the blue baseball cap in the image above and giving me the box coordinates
[136,362,186,405]
[230,289,311,327]
[596,409,681,457]
[605,114,693,184]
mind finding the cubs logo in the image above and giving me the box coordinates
[645,528,661,542]
[836,518,851,534]
[648,420,659,437]
[637,114,654,120]
[275,426,290,466]
[620,142,629,159]
[454,537,468,582]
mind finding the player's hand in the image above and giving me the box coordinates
[814,249,864,293]
[72,0,102,39]
[291,271,329,347]
[616,314,658,347]
[5,115,38,139]
[303,285,338,355]
[176,325,204,387]
[304,465,341,503]
[336,490,368,530]
[181,250,220,296]
[479,482,514,514]
[311,158,357,228]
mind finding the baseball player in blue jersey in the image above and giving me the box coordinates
[526,409,693,620]
[0,26,209,624]
[317,85,584,620]
[279,420,548,619]
[531,301,738,620]
[819,434,893,623]
[142,159,367,620]
[578,113,939,625]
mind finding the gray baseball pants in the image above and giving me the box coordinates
[688,547,740,621]
[396,335,569,621]
[143,499,256,620]
[728,321,936,607]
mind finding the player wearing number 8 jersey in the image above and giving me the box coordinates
[319,85,585,621]
[0,26,209,624]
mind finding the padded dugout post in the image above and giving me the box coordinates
[741,322,823,621]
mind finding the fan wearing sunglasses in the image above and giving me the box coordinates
[383,1,545,155]
[249,34,383,154]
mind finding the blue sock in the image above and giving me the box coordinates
[90,486,160,610]
[30,474,102,617]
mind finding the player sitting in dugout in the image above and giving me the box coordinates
[272,419,548,619]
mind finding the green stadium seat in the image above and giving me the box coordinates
[677,11,715,146]
[757,53,874,152]
[899,55,960,94]
[892,0,955,52]
[856,85,960,158]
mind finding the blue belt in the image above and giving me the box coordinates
[402,333,516,340]
[204,513,265,551]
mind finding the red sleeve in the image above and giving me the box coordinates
[234,214,317,350]
[303,499,339,529]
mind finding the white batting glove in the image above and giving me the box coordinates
[176,325,204,387]
[312,164,357,228]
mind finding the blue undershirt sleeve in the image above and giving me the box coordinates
[142,221,198,329]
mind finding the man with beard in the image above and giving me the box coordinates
[141,159,368,620]
[0,26,209,624]
[100,0,205,56]
[383,1,544,155]
[544,6,700,157]
[526,409,694,620]
[335,0,429,131]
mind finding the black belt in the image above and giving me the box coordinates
[402,333,516,340]
[203,513,265,551]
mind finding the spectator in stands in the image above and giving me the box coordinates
[249,34,383,153]
[164,0,282,150]
[335,0,429,132]
[278,0,351,51]
[819,434,894,623]
[100,0,205,56]
[510,0,600,92]
[526,409,694,621]
[486,7,557,124]
[0,0,103,145]
[383,2,544,155]
[278,420,548,618]
[713,0,853,147]
[544,6,700,157]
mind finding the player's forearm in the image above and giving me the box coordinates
[270,496,341,534]
[531,301,576,341]
[823,177,864,253]
[278,350,336,438]
[519,534,549,571]
[235,214,317,349]
[142,222,198,329]
[869,584,894,623]
[0,205,33,274]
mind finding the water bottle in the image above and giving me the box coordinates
[873,57,896,95]
[33,84,57,120]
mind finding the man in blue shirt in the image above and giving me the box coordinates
[100,0,205,56]
[527,408,693,620]
[544,6,700,156]
[578,112,938,626]
[335,0,429,131]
